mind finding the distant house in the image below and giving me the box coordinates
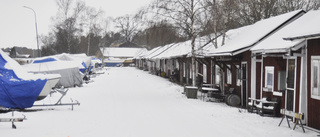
[96,41,147,67]
[99,47,147,67]
[118,41,139,48]
[3,47,33,65]
[16,53,31,58]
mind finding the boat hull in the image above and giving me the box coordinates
[37,75,61,101]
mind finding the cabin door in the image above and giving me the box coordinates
[241,62,248,107]
[286,59,296,111]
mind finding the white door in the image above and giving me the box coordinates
[286,58,296,111]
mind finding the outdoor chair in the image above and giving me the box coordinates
[256,98,279,117]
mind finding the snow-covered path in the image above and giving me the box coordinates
[1,67,317,137]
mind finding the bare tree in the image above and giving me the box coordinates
[150,0,206,86]
[40,33,58,56]
[235,0,320,26]
[83,6,103,55]
[277,0,320,13]
[54,0,86,53]
[202,0,223,48]
[235,0,278,25]
[132,21,184,49]
[114,15,140,42]
[101,17,113,37]
[55,0,73,20]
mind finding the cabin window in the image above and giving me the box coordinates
[311,56,320,100]
[265,66,274,91]
[227,65,232,84]
[236,65,241,86]
[215,65,220,85]
[203,64,207,83]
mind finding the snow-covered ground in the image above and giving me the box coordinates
[1,67,318,137]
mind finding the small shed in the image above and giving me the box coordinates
[100,47,147,67]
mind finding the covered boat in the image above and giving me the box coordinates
[23,56,83,88]
[54,53,92,74]
[0,50,59,109]
[104,57,125,67]
[90,58,102,73]
[36,74,61,100]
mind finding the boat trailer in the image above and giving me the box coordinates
[0,111,27,129]
[33,87,80,110]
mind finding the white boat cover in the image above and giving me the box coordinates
[23,57,83,88]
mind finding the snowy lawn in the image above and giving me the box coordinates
[1,67,317,137]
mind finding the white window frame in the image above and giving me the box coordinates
[311,56,320,100]
[227,65,232,84]
[236,65,241,86]
[215,65,220,85]
[265,66,274,91]
[203,64,207,83]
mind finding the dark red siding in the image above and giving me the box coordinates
[262,57,287,107]
[307,38,320,130]
[256,61,261,99]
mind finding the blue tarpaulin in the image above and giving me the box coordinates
[79,61,87,73]
[33,57,57,64]
[0,53,47,109]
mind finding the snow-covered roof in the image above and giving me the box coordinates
[283,10,320,40]
[139,25,249,60]
[153,37,209,59]
[203,25,251,56]
[206,10,304,56]
[251,11,310,53]
[147,34,216,59]
[101,47,147,58]
[134,46,162,59]
[145,44,176,59]
[132,48,148,59]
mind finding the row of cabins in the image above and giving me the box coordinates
[134,10,320,130]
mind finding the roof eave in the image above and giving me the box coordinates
[284,33,320,41]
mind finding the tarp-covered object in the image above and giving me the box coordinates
[33,57,57,64]
[55,53,92,73]
[0,50,47,109]
[24,57,83,88]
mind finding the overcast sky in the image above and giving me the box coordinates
[0,0,152,49]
